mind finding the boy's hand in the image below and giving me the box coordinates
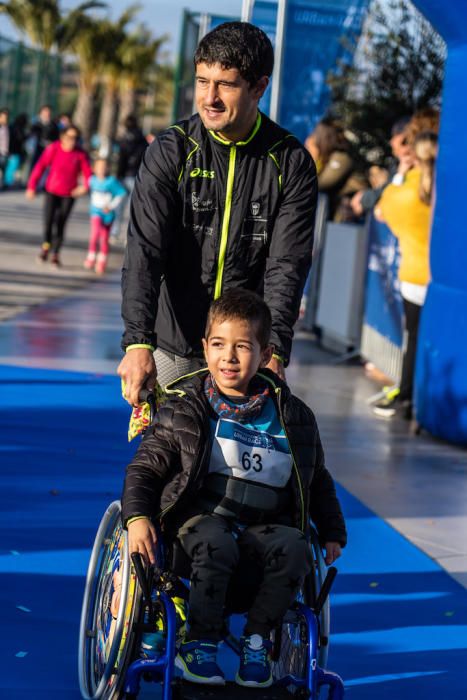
[324,541,342,566]
[128,517,158,565]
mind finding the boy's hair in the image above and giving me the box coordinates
[205,289,272,348]
[194,22,274,86]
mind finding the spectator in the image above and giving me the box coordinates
[0,107,10,188]
[57,113,72,132]
[29,104,59,171]
[118,22,317,405]
[350,116,413,218]
[110,114,148,241]
[4,113,29,188]
[27,125,92,268]
[84,158,127,274]
[372,119,439,419]
[305,118,365,221]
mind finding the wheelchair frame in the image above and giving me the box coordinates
[79,501,344,700]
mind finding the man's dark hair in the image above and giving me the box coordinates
[194,22,274,86]
[205,289,272,348]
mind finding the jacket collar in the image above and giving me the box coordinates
[208,112,262,148]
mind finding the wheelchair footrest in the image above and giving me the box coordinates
[179,681,294,699]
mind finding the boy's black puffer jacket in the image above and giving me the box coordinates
[122,369,346,546]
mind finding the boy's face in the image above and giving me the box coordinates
[202,318,272,396]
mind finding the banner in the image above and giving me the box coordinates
[251,0,278,115]
[279,0,368,141]
[364,218,403,348]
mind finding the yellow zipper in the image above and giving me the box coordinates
[214,144,236,299]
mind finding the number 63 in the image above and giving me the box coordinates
[242,451,263,472]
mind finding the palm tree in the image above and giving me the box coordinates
[118,26,167,131]
[0,1,104,110]
[97,5,141,155]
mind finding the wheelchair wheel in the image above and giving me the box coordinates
[308,528,330,669]
[271,604,310,694]
[78,501,143,700]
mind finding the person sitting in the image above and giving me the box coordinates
[121,288,347,688]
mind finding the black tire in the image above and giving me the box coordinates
[78,501,143,700]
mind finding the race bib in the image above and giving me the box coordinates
[209,418,292,487]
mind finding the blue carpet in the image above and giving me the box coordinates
[0,364,466,699]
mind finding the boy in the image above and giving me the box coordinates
[84,158,126,274]
[122,289,346,688]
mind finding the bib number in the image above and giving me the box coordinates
[241,451,263,472]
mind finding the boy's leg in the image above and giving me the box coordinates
[239,525,313,637]
[177,513,239,642]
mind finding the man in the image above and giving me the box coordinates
[29,105,59,171]
[118,22,317,405]
[0,108,10,188]
[350,116,414,217]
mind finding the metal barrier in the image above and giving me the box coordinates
[0,34,61,117]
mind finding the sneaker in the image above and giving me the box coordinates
[95,253,107,275]
[236,634,273,688]
[84,254,96,270]
[37,243,50,263]
[50,254,61,268]
[373,394,412,420]
[175,640,225,685]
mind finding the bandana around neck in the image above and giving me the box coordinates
[204,373,269,423]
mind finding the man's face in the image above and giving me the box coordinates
[195,62,268,142]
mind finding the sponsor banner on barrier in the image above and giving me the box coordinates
[279,0,368,142]
[364,217,403,348]
[251,0,278,116]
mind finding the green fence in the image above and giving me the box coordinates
[0,34,61,117]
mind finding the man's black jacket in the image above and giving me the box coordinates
[121,369,346,547]
[122,112,317,365]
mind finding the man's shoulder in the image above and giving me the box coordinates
[162,114,204,145]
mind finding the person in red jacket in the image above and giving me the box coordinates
[27,124,92,267]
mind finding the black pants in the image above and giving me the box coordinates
[399,298,422,403]
[177,513,313,642]
[43,192,75,254]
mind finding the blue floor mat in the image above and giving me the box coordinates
[1,364,466,699]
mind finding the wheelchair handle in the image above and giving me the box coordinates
[137,388,157,426]
[130,552,154,617]
[314,566,337,616]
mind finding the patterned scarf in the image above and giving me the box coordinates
[204,373,269,423]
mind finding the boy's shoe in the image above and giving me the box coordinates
[236,634,273,688]
[175,639,225,685]
[373,394,412,420]
[37,243,50,263]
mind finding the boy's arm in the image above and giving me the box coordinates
[121,402,179,526]
[309,429,347,548]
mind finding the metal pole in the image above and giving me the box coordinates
[172,8,190,123]
[269,0,288,123]
[241,0,255,22]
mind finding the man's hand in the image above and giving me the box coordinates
[350,190,364,216]
[266,355,286,381]
[118,347,157,406]
[26,188,35,200]
[128,518,158,565]
[324,541,342,566]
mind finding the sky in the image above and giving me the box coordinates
[0,0,244,61]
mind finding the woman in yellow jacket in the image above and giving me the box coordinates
[373,131,438,418]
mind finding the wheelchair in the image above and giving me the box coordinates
[78,499,344,700]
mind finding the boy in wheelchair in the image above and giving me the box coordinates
[122,289,346,689]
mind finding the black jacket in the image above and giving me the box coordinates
[117,127,148,179]
[122,112,317,365]
[122,369,346,546]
